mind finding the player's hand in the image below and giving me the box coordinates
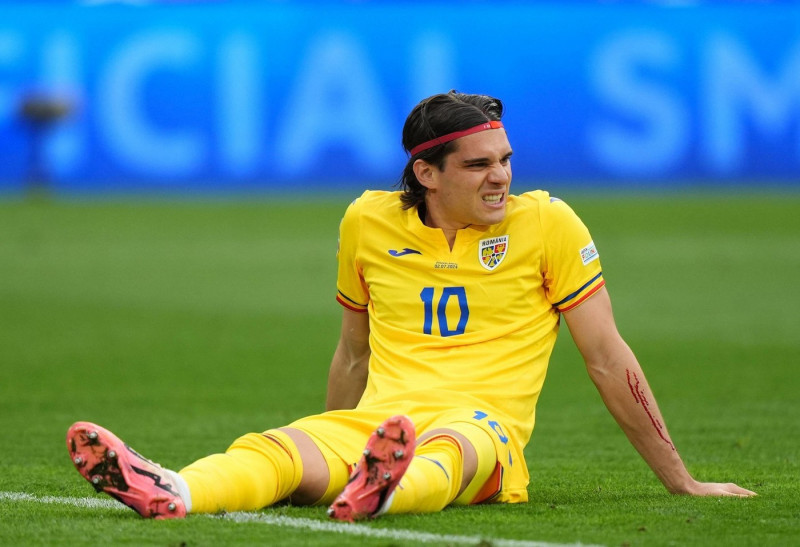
[676,480,756,497]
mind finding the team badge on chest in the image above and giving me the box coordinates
[479,235,509,271]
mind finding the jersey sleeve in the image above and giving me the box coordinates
[540,195,605,312]
[335,194,370,313]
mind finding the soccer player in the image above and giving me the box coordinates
[66,91,755,521]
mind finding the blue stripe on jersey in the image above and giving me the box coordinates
[553,272,603,308]
[337,290,367,308]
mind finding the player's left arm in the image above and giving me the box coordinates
[562,286,756,497]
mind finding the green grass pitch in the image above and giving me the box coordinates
[0,191,798,546]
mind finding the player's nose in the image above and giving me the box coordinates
[487,162,510,185]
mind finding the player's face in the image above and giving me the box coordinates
[422,128,513,230]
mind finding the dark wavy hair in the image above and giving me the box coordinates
[397,91,505,210]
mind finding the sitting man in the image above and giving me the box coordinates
[67,91,755,522]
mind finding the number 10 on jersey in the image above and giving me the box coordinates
[420,286,470,337]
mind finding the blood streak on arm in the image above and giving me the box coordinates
[626,369,676,451]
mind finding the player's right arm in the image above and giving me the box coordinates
[325,307,370,411]
[327,193,371,411]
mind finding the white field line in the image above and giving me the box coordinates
[1,491,602,547]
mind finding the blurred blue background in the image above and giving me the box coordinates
[1,1,799,194]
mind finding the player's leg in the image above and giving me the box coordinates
[178,430,301,513]
[179,427,341,513]
[67,421,337,517]
[382,421,498,514]
[327,418,498,521]
[278,427,351,506]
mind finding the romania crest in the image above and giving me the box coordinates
[479,235,509,271]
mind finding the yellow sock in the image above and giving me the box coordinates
[179,430,302,513]
[387,434,464,514]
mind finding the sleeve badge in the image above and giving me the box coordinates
[580,241,599,265]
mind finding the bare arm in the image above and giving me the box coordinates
[325,308,371,411]
[562,286,755,497]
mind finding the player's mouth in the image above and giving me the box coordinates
[482,193,505,206]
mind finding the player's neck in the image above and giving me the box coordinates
[419,203,468,251]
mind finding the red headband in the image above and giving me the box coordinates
[409,120,504,156]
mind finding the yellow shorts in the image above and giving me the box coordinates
[285,404,528,504]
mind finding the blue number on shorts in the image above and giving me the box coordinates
[472,410,509,445]
[420,286,469,337]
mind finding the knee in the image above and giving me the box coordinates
[277,428,331,505]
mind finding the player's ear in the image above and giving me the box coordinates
[413,159,436,190]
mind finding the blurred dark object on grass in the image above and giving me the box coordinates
[18,94,75,198]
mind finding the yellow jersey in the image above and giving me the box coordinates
[335,189,605,500]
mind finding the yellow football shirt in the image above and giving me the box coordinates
[335,190,605,500]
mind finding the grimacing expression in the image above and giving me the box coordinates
[422,128,513,230]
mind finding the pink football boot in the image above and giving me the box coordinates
[328,415,416,522]
[66,421,186,519]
